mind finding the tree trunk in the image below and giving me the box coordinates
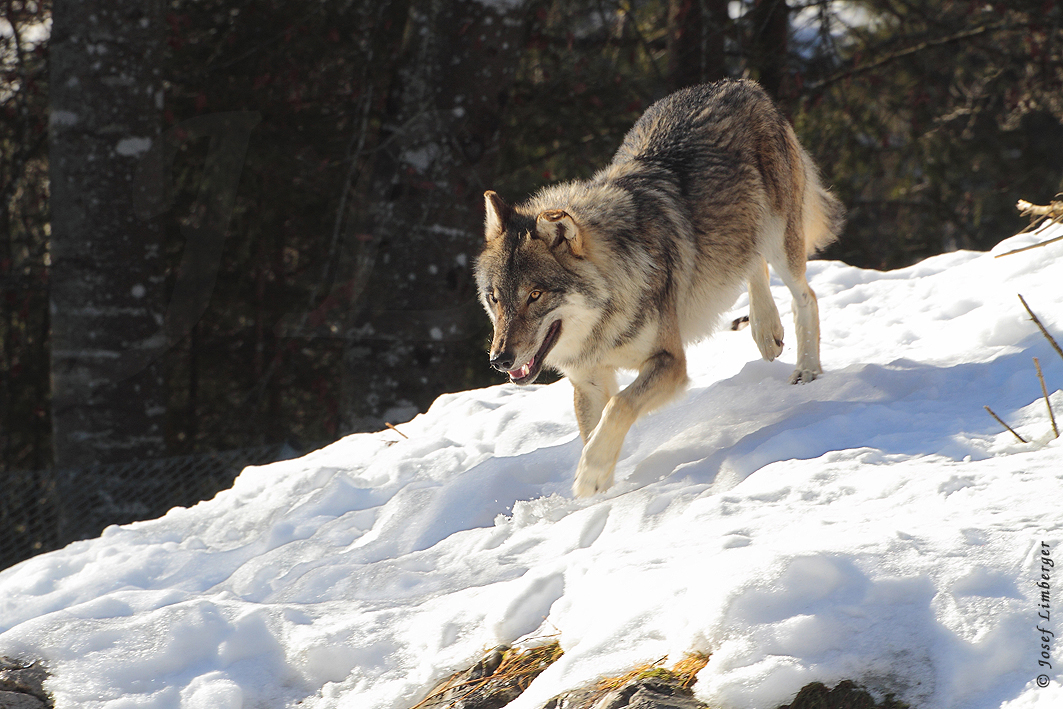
[749,0,790,99]
[336,0,531,433]
[49,0,167,467]
[667,0,729,91]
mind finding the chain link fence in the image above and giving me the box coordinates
[1,443,309,572]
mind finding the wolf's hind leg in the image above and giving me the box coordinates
[747,257,784,361]
[774,256,822,384]
[573,346,688,497]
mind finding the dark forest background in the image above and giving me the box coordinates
[3,0,1063,480]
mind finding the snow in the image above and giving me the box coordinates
[115,137,153,158]
[3,225,1063,709]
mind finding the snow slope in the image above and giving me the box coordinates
[2,225,1063,709]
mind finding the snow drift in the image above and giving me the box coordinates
[2,225,1062,709]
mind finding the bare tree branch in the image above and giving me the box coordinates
[1034,357,1059,439]
[984,405,1027,443]
[1019,294,1063,363]
[806,20,1012,92]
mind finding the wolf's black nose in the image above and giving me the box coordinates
[490,351,515,371]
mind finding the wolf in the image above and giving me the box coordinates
[474,79,844,497]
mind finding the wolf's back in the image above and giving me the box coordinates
[613,79,843,256]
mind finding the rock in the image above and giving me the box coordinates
[0,659,51,709]
[0,691,45,709]
[415,645,513,709]
[543,674,709,709]
[414,643,562,709]
[778,681,910,709]
[408,647,905,709]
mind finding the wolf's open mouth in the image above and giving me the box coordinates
[508,320,562,384]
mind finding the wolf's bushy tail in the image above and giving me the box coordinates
[800,152,845,257]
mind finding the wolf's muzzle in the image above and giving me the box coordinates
[490,351,515,372]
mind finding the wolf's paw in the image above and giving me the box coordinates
[572,474,603,498]
[573,447,617,498]
[789,366,820,384]
[751,318,785,362]
[752,308,786,361]
[754,330,784,362]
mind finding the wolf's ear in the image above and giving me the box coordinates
[484,191,511,241]
[536,209,584,257]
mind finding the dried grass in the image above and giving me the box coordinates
[589,650,712,701]
[670,651,711,690]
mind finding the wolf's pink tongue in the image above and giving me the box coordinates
[510,361,531,378]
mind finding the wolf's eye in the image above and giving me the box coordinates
[488,291,498,304]
[528,290,543,303]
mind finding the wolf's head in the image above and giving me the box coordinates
[474,190,590,385]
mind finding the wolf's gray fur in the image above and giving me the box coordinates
[475,79,844,497]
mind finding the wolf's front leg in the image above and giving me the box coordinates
[748,257,784,361]
[571,369,618,443]
[572,349,688,497]
[573,395,635,496]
